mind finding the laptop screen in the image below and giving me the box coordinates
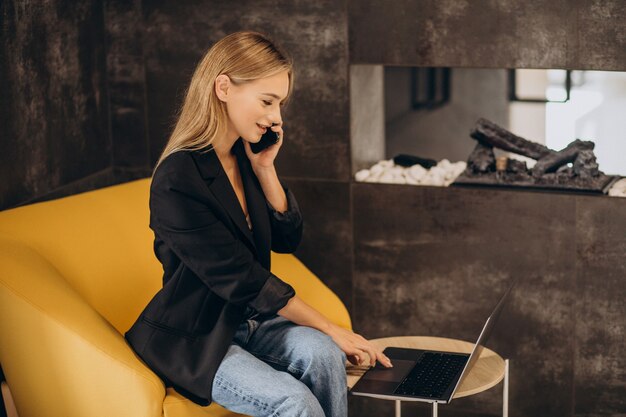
[449,278,516,398]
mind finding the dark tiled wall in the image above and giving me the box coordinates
[105,0,150,170]
[0,0,151,210]
[0,1,111,209]
[574,197,626,415]
[288,179,353,308]
[349,184,625,417]
[349,0,626,70]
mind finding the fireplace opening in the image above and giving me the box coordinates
[350,66,626,196]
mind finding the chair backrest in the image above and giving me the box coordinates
[0,178,161,333]
[0,178,352,333]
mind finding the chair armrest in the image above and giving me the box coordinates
[0,237,165,417]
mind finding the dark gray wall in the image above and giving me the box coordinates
[1,1,625,416]
[349,0,626,70]
[1,1,108,208]
[105,0,150,173]
[0,0,151,210]
[349,184,625,417]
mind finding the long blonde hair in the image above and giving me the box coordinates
[153,31,294,173]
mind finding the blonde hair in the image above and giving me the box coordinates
[153,31,294,173]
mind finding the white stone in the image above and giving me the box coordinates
[429,166,446,180]
[408,164,427,180]
[369,164,384,175]
[438,159,452,170]
[354,169,370,182]
[361,159,467,187]
[389,166,404,176]
[454,161,467,174]
[608,178,626,197]
[404,174,419,185]
[379,172,396,184]
[428,171,446,186]
[365,168,382,181]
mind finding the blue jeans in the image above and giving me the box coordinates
[211,315,348,417]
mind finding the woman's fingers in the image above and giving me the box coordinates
[358,344,393,368]
[347,354,360,366]
[357,344,378,367]
[378,350,393,368]
[271,125,283,141]
[349,341,393,368]
[327,324,393,368]
[351,333,393,368]
[350,348,367,366]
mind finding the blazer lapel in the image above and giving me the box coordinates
[233,139,272,268]
[190,143,257,255]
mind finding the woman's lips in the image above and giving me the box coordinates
[256,123,267,133]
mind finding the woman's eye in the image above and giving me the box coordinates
[262,100,272,106]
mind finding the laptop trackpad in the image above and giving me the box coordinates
[362,359,415,383]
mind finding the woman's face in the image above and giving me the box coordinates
[217,70,289,144]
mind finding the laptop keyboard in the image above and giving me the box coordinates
[393,352,468,399]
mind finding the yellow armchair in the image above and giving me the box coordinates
[0,178,351,417]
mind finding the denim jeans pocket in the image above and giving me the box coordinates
[244,319,260,344]
[232,319,260,346]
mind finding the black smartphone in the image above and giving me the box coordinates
[250,127,279,154]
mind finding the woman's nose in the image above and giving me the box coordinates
[268,110,282,126]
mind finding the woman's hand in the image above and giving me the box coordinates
[277,296,393,368]
[244,124,283,171]
[326,323,393,368]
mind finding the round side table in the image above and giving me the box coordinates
[347,336,509,417]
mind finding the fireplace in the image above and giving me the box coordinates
[350,66,626,197]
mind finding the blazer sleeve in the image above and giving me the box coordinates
[265,181,303,254]
[149,171,295,316]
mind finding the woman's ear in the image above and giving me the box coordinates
[214,74,231,102]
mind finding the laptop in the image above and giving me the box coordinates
[350,279,516,404]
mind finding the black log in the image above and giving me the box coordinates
[574,149,600,178]
[531,139,595,177]
[470,118,552,160]
[466,142,495,174]
[506,159,528,174]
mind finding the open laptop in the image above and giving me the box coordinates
[351,279,516,404]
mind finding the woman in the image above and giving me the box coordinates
[125,31,392,417]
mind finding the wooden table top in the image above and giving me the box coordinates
[347,336,505,399]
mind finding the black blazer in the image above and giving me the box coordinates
[124,138,303,406]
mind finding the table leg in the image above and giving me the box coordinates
[395,400,401,417]
[432,402,438,417]
[503,359,509,417]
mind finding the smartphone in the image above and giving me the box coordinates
[250,127,279,154]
